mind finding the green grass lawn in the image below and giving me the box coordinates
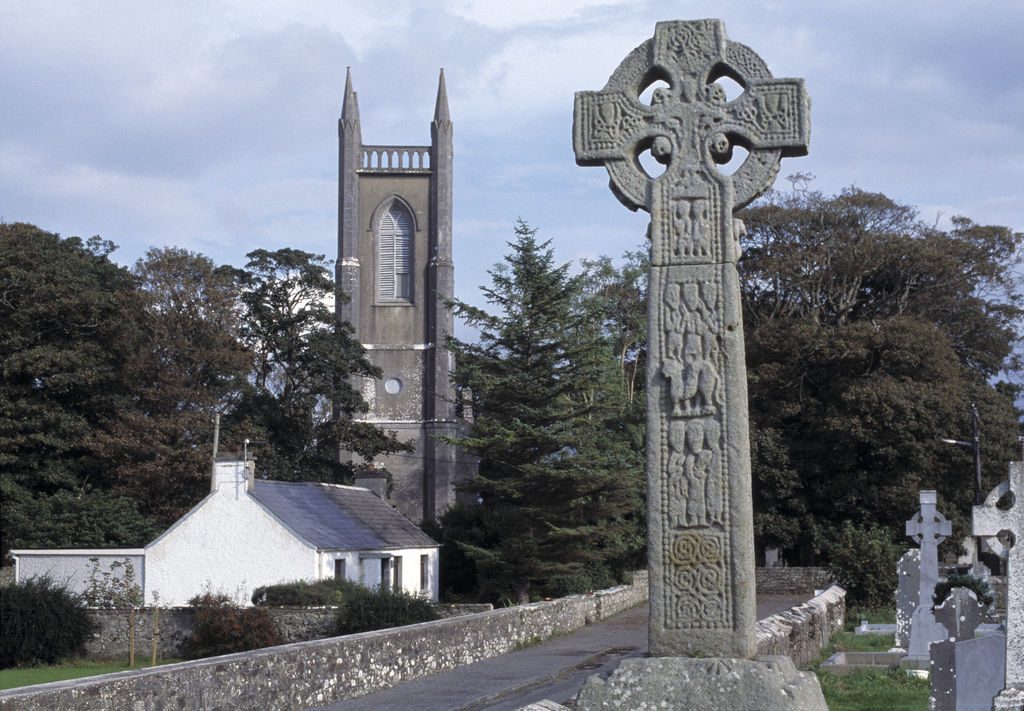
[818,668,930,711]
[813,618,929,710]
[846,606,896,626]
[0,659,181,691]
[829,630,896,653]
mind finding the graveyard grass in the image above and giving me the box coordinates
[815,633,931,710]
[818,668,930,711]
[813,607,929,710]
[0,659,181,691]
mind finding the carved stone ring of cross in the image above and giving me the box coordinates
[979,478,1012,559]
[907,511,951,546]
[573,19,810,215]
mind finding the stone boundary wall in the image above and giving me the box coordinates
[1,572,840,710]
[0,573,648,711]
[85,609,193,660]
[755,566,834,595]
[83,603,497,660]
[756,584,846,668]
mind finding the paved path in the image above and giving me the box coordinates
[309,595,804,711]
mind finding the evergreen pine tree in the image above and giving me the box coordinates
[446,221,644,603]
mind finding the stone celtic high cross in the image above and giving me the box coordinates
[573,19,809,657]
[974,463,1024,707]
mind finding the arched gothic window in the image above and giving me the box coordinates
[378,200,413,302]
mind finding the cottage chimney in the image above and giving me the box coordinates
[354,465,388,500]
[212,456,254,495]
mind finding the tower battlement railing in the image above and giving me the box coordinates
[359,145,432,173]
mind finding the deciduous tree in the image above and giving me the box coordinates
[740,187,1022,562]
[224,248,407,482]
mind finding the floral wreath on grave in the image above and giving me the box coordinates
[932,571,995,609]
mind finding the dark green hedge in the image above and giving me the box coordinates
[251,578,355,606]
[335,585,439,635]
[0,577,94,668]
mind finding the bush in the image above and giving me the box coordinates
[539,568,616,598]
[0,576,94,668]
[932,572,995,608]
[82,557,143,609]
[826,521,903,608]
[251,578,358,606]
[335,586,439,635]
[182,593,281,659]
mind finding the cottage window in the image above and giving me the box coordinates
[392,555,402,591]
[334,559,346,580]
[420,554,429,592]
[378,201,413,302]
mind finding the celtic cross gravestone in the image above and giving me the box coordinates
[574,18,809,659]
[974,462,1024,710]
[903,490,953,666]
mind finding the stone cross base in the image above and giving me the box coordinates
[994,686,1024,711]
[573,656,827,710]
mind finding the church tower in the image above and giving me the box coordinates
[336,69,472,523]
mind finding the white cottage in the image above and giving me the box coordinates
[12,459,440,606]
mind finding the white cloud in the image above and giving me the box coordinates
[446,0,626,30]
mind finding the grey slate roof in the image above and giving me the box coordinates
[250,481,437,551]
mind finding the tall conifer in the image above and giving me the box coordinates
[446,221,643,603]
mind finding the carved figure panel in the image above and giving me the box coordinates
[667,418,724,529]
[660,276,721,418]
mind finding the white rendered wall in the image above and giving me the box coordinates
[145,463,316,606]
[339,548,439,601]
[13,551,145,598]
[391,547,439,601]
[318,551,361,584]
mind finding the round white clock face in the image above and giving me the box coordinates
[384,378,402,395]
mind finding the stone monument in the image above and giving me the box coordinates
[974,462,1024,710]
[895,548,920,649]
[929,587,985,711]
[902,490,952,668]
[572,19,824,709]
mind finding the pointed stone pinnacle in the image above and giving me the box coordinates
[434,68,450,124]
[342,66,359,122]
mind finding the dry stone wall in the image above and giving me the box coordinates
[756,584,846,667]
[0,574,647,711]
[0,572,842,711]
[83,603,497,660]
[755,567,834,595]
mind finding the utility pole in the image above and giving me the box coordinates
[940,403,984,574]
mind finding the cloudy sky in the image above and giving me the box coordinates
[2,0,1022,314]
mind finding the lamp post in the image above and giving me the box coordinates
[940,403,984,573]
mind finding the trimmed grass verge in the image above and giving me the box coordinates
[812,619,928,710]
[0,659,181,691]
[829,630,895,653]
[818,668,930,711]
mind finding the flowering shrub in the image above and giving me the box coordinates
[182,592,281,659]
